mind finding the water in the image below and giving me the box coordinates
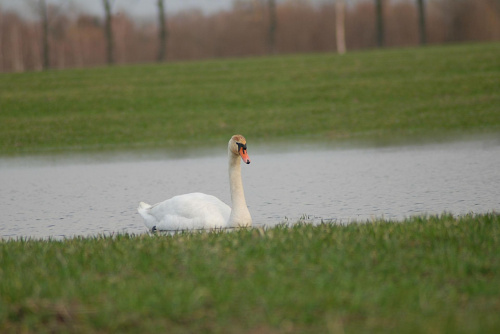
[1,139,499,239]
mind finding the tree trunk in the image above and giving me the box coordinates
[157,0,167,62]
[0,13,3,71]
[416,0,427,45]
[335,0,346,54]
[40,0,50,69]
[11,25,24,72]
[102,0,114,64]
[375,0,384,47]
[267,0,277,54]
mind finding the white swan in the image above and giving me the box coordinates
[137,134,252,231]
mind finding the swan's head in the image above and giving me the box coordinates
[229,135,250,164]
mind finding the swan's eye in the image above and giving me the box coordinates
[237,142,247,151]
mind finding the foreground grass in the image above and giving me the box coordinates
[1,213,499,333]
[1,43,499,154]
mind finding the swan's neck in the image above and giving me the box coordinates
[228,152,252,227]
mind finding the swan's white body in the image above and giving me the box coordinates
[138,193,231,230]
[137,135,252,231]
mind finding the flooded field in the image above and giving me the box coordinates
[1,139,499,239]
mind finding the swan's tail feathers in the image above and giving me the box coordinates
[137,202,152,217]
[138,201,151,211]
[137,202,157,231]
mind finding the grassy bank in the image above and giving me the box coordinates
[1,213,499,333]
[1,43,499,154]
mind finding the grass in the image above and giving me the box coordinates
[1,213,499,333]
[0,42,499,154]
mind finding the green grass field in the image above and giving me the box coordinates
[0,42,499,154]
[1,214,499,333]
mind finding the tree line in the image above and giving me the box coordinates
[0,0,499,72]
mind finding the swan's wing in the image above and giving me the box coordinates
[145,193,231,230]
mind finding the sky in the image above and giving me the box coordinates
[0,0,341,20]
[0,0,235,18]
[0,0,357,20]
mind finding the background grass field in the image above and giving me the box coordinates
[1,42,499,154]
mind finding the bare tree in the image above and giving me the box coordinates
[267,0,277,54]
[40,0,50,69]
[0,13,3,71]
[11,24,24,72]
[416,0,427,45]
[375,0,384,47]
[157,0,168,62]
[102,0,114,64]
[335,0,346,54]
[2,0,500,72]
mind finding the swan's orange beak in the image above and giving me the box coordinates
[239,147,251,164]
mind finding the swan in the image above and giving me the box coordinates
[137,134,252,231]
